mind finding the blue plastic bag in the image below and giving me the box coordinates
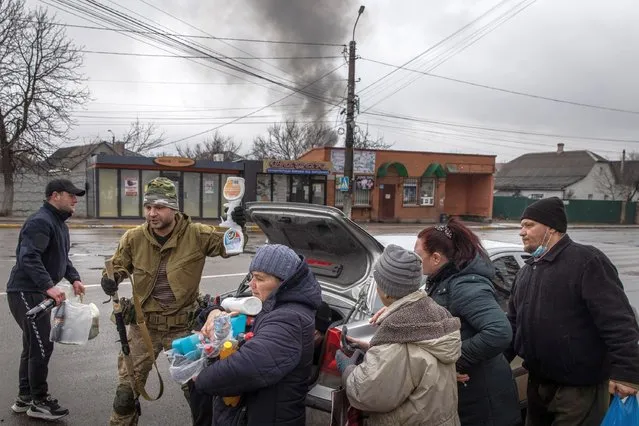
[602,395,639,426]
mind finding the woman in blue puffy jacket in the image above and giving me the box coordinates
[194,244,321,426]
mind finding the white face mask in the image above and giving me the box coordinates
[531,229,551,258]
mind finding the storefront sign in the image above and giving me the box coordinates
[355,176,375,190]
[153,156,196,167]
[124,177,138,196]
[263,159,331,175]
[330,150,376,174]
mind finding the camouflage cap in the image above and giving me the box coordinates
[143,177,179,210]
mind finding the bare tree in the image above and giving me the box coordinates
[596,161,639,201]
[119,119,165,155]
[0,0,89,215]
[353,125,393,149]
[595,166,620,200]
[250,119,338,160]
[176,131,242,161]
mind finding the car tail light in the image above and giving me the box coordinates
[320,327,342,376]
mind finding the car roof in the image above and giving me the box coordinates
[374,234,524,256]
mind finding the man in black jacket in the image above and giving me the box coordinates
[6,179,86,421]
[508,197,639,425]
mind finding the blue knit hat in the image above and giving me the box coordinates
[249,244,301,281]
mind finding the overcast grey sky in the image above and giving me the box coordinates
[28,0,639,162]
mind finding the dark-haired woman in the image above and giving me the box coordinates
[414,218,520,426]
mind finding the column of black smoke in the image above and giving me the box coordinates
[247,0,357,122]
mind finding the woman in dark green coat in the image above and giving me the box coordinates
[414,218,521,426]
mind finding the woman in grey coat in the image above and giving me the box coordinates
[414,218,521,426]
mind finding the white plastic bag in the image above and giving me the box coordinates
[165,349,208,385]
[87,302,100,340]
[50,300,93,345]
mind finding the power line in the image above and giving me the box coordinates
[87,79,344,86]
[357,0,514,97]
[48,0,345,108]
[81,49,342,59]
[135,0,314,88]
[359,114,624,155]
[158,63,346,147]
[41,20,345,46]
[362,110,639,143]
[361,0,537,112]
[361,58,639,116]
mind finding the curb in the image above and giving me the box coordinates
[0,223,264,233]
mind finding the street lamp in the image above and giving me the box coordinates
[107,129,115,144]
[343,5,365,219]
[353,6,365,41]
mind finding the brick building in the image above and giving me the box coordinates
[298,147,496,222]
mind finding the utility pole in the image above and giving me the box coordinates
[343,5,365,219]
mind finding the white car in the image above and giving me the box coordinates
[240,202,530,415]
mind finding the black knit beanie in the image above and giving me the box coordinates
[521,197,567,233]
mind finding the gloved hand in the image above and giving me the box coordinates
[335,349,364,375]
[101,276,119,296]
[230,205,247,228]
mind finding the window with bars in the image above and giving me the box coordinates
[403,178,418,205]
[334,176,371,206]
[403,177,437,206]
[419,177,435,206]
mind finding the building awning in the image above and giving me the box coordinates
[376,162,408,177]
[422,162,446,178]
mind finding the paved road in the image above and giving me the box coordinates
[0,227,637,425]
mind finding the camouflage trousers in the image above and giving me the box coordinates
[109,323,190,426]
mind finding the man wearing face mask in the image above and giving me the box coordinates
[507,197,639,425]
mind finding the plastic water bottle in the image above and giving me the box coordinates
[219,177,245,255]
[171,333,204,357]
[221,296,262,316]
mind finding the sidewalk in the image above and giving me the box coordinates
[1,216,638,231]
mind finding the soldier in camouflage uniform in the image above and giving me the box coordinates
[100,177,246,426]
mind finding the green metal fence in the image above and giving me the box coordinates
[493,197,637,224]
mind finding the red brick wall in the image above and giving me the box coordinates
[298,148,495,221]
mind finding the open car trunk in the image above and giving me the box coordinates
[245,202,383,410]
[246,202,383,304]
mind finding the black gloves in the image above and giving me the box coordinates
[101,276,119,296]
[230,205,247,228]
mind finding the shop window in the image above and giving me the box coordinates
[272,175,288,202]
[142,171,160,192]
[334,175,371,206]
[202,174,219,218]
[120,170,140,217]
[402,178,418,205]
[183,172,201,217]
[419,177,435,206]
[289,175,309,203]
[311,177,327,205]
[256,174,272,201]
[403,177,437,206]
[99,169,118,217]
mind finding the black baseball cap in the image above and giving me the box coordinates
[45,179,86,197]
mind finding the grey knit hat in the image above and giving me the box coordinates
[374,244,423,299]
[249,244,301,281]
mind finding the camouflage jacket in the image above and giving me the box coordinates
[105,213,231,315]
